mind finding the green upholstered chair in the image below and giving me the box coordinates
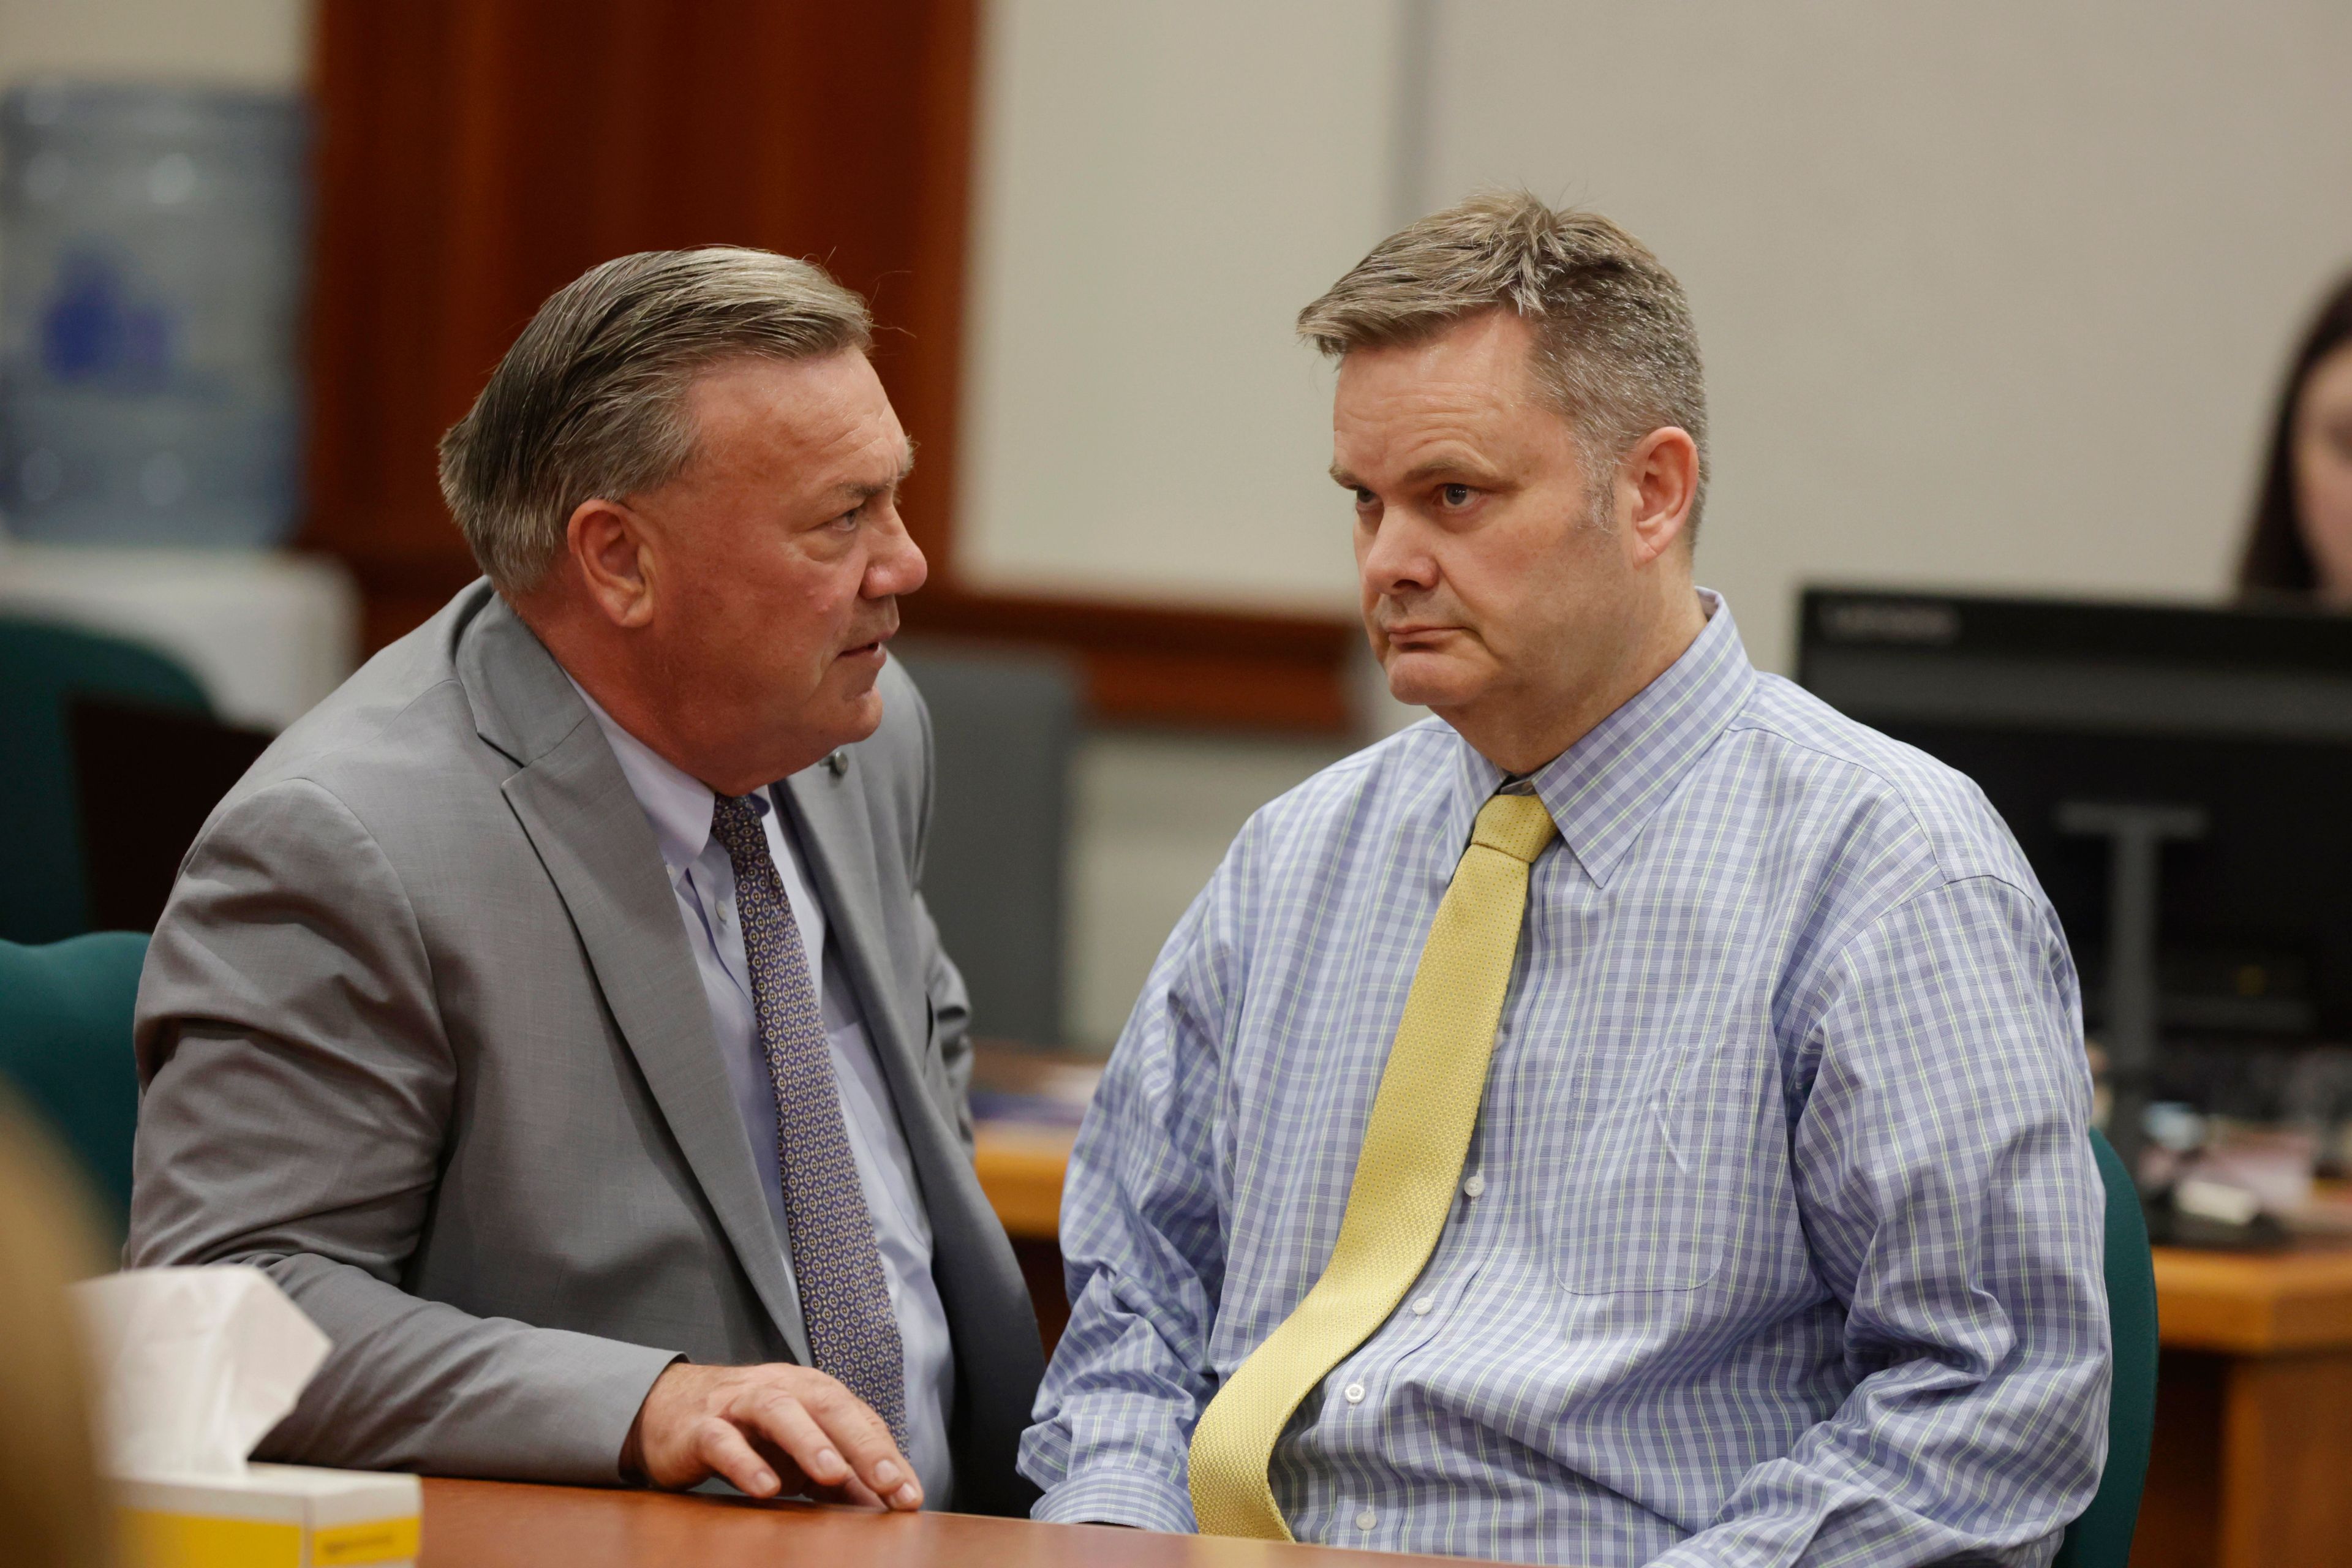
[0,615,209,942]
[2055,1126,2158,1568]
[0,931,148,1242]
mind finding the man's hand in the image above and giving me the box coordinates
[620,1362,922,1510]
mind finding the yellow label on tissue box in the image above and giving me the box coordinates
[314,1516,423,1565]
[124,1509,303,1568]
[114,1463,420,1568]
[119,1508,420,1568]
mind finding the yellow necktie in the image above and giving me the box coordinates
[1188,791,1558,1540]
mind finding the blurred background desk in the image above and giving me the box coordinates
[2138,1246,2352,1568]
[417,1477,1473,1567]
[969,1046,1095,1351]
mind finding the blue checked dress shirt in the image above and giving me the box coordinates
[1023,592,2110,1567]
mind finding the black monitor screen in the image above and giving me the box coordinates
[1796,588,2352,1062]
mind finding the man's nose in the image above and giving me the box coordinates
[866,508,929,598]
[1361,509,1438,595]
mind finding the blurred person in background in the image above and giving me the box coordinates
[1025,193,2108,1567]
[126,248,1041,1513]
[0,1093,118,1568]
[2237,272,2352,603]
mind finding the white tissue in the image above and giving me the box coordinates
[72,1265,331,1480]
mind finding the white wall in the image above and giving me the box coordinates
[0,0,306,89]
[956,0,1398,612]
[1420,1,2352,673]
[957,0,1417,1044]
[962,1,2352,673]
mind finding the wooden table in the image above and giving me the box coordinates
[2133,1245,2352,1568]
[417,1477,1473,1567]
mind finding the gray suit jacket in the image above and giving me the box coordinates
[127,582,1044,1513]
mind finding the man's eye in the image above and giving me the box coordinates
[1439,484,1476,508]
[832,505,864,530]
[1354,488,1379,508]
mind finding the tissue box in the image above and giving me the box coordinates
[115,1463,420,1568]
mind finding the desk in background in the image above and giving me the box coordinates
[973,1119,1080,1350]
[969,1044,1096,1350]
[418,1477,1476,1567]
[2136,1247,2352,1568]
[973,1083,2352,1568]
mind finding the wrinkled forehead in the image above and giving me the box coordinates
[1330,312,1569,479]
[680,351,912,489]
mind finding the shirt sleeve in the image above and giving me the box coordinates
[1017,831,1254,1531]
[1653,873,2110,1568]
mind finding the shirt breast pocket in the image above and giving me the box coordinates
[1548,1090,1727,1295]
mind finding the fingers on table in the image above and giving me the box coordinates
[734,1379,919,1510]
[802,1379,921,1511]
[693,1412,785,1499]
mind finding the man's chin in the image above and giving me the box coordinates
[824,687,887,748]
[1383,652,1482,711]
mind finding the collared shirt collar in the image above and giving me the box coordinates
[1453,587,1756,887]
[564,674,769,874]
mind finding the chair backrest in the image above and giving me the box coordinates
[0,615,209,942]
[0,931,149,1241]
[69,696,274,932]
[2055,1126,2158,1568]
[891,641,1079,1046]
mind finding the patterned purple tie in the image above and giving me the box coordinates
[708,792,908,1448]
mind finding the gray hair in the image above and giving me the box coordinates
[437,246,874,593]
[1298,190,1708,536]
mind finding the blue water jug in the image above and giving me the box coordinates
[0,82,309,546]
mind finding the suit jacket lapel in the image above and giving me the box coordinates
[459,594,813,1366]
[778,761,940,1137]
[778,761,1001,1240]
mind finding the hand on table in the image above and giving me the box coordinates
[619,1362,922,1510]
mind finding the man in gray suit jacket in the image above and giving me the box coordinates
[127,248,1043,1515]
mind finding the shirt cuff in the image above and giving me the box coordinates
[1031,1466,1197,1534]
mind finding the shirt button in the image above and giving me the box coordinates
[1355,1509,1378,1531]
[1410,1295,1434,1316]
[1342,1382,1366,1404]
[1462,1172,1487,1199]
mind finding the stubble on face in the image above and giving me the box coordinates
[1333,312,1630,740]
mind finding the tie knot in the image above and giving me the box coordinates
[709,791,766,857]
[1471,792,1557,864]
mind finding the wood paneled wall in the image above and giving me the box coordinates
[301,0,1357,731]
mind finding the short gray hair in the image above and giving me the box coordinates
[1298,190,1708,535]
[438,246,873,593]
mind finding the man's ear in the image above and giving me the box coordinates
[567,498,657,629]
[1616,426,1700,567]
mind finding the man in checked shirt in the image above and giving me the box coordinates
[1021,192,2110,1566]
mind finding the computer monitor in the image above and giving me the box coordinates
[1796,587,2352,1180]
